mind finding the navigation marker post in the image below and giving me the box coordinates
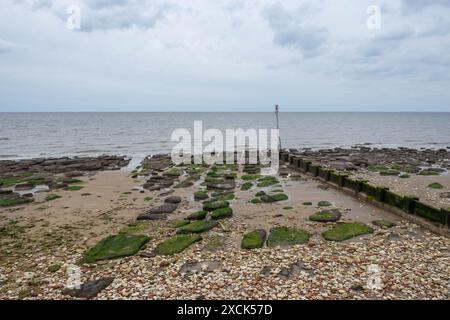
[275,105,281,151]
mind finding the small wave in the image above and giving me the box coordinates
[0,154,19,158]
[0,138,9,141]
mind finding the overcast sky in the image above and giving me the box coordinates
[1,0,450,112]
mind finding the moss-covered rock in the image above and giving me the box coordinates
[211,207,233,220]
[255,191,266,197]
[64,185,84,191]
[194,190,209,201]
[317,200,332,207]
[81,234,150,263]
[210,192,235,201]
[309,209,342,222]
[187,210,207,221]
[267,227,309,247]
[119,221,149,234]
[256,176,279,188]
[170,219,191,228]
[322,222,373,242]
[379,169,400,176]
[154,235,202,255]
[241,175,261,181]
[203,200,230,211]
[260,193,288,203]
[45,194,62,202]
[250,198,262,204]
[0,197,33,207]
[372,220,396,229]
[241,182,253,191]
[177,220,218,234]
[418,169,440,176]
[399,174,410,179]
[428,182,444,189]
[47,264,61,273]
[241,229,266,249]
[302,201,313,206]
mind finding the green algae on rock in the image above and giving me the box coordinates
[260,193,288,203]
[203,200,230,211]
[211,207,233,220]
[45,194,62,202]
[241,182,253,191]
[256,176,279,188]
[322,222,373,242]
[154,234,202,255]
[187,210,207,221]
[317,200,332,207]
[177,220,218,234]
[82,234,150,263]
[169,219,191,228]
[64,185,84,191]
[309,209,341,222]
[241,230,266,249]
[372,220,396,229]
[267,227,309,247]
[194,190,209,201]
[428,182,444,189]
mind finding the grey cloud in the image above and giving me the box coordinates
[262,3,328,58]
[17,0,175,31]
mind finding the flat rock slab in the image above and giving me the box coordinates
[149,203,178,214]
[309,209,342,222]
[205,181,235,190]
[267,227,310,247]
[137,213,167,221]
[164,196,182,204]
[177,220,218,234]
[81,234,150,263]
[154,234,202,255]
[62,277,114,299]
[322,222,373,242]
[372,220,396,228]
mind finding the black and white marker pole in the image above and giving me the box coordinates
[275,104,281,151]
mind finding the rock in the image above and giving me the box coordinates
[260,193,288,203]
[180,261,222,275]
[164,196,182,204]
[267,227,310,247]
[211,207,233,220]
[148,203,178,214]
[187,211,207,221]
[322,222,373,242]
[351,285,364,292]
[62,277,114,299]
[309,209,342,222]
[14,183,35,191]
[205,181,235,190]
[177,220,218,234]
[81,234,150,263]
[372,220,396,229]
[440,192,450,199]
[154,235,202,255]
[137,213,167,221]
[203,200,230,212]
[241,229,266,249]
[194,191,209,201]
[169,219,191,228]
[317,201,332,207]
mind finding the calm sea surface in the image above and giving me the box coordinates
[0,113,449,160]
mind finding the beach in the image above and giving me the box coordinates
[0,148,449,300]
